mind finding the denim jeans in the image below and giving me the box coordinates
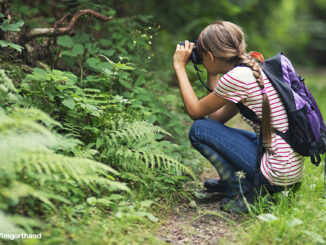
[189,118,283,198]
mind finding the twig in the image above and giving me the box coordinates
[26,9,113,40]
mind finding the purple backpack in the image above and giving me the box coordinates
[237,53,326,197]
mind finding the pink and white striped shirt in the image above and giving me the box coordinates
[214,66,304,186]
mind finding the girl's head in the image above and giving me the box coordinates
[198,20,272,143]
[197,20,246,65]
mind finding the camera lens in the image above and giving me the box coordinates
[178,40,201,65]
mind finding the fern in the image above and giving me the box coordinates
[115,147,195,179]
[107,120,171,145]
[0,69,19,108]
[101,120,195,179]
[0,108,129,214]
[0,211,24,234]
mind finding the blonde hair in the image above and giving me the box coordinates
[198,20,272,143]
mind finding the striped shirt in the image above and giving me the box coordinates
[214,66,304,186]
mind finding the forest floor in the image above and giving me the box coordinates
[157,166,244,245]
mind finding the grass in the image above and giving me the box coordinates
[40,211,164,245]
[227,71,326,245]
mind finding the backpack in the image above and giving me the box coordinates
[236,52,326,197]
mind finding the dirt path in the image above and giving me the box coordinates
[157,166,243,245]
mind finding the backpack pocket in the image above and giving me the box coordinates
[287,105,315,156]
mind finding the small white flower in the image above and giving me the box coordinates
[235,170,246,179]
[282,191,289,197]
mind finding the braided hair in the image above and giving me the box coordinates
[197,20,272,143]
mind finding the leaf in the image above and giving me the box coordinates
[87,197,97,206]
[72,44,84,56]
[286,218,303,227]
[140,200,153,208]
[303,231,325,243]
[61,50,76,57]
[145,213,158,222]
[257,213,278,223]
[0,13,4,18]
[134,76,146,86]
[0,19,24,31]
[0,211,24,234]
[119,79,132,89]
[0,40,23,52]
[107,194,125,201]
[62,98,75,109]
[57,35,74,48]
[86,57,100,69]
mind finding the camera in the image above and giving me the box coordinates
[178,40,213,92]
[179,40,202,65]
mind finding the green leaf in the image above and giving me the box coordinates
[86,57,100,69]
[0,19,24,31]
[61,50,76,57]
[57,35,74,48]
[134,76,146,86]
[33,68,48,77]
[0,13,5,18]
[119,79,132,89]
[145,213,158,222]
[0,40,23,52]
[62,98,75,109]
[286,218,303,227]
[257,213,278,223]
[303,231,325,244]
[0,211,24,234]
[72,44,84,56]
[87,197,97,206]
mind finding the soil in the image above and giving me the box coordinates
[157,165,244,245]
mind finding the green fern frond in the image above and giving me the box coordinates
[14,96,34,109]
[108,121,172,145]
[13,151,130,193]
[0,211,24,234]
[10,107,62,130]
[114,147,195,180]
[0,113,55,138]
[0,181,66,210]
[17,151,120,178]
[0,69,18,106]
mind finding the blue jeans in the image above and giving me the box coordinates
[189,118,283,198]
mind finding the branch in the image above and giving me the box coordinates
[26,9,113,40]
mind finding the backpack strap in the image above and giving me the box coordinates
[236,102,289,140]
[322,136,326,199]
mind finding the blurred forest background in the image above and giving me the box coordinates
[1,0,326,244]
[108,0,326,65]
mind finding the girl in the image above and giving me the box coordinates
[173,21,304,213]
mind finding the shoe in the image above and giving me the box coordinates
[204,178,226,193]
[220,192,255,214]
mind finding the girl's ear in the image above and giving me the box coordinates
[208,52,215,63]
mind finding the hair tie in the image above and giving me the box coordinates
[250,51,265,63]
[261,87,267,94]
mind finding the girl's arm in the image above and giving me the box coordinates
[209,101,239,123]
[206,72,239,123]
[173,42,228,119]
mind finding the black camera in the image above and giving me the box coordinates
[179,40,202,65]
[178,40,213,92]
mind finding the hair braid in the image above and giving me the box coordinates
[240,54,272,144]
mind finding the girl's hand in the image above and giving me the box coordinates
[173,40,195,70]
